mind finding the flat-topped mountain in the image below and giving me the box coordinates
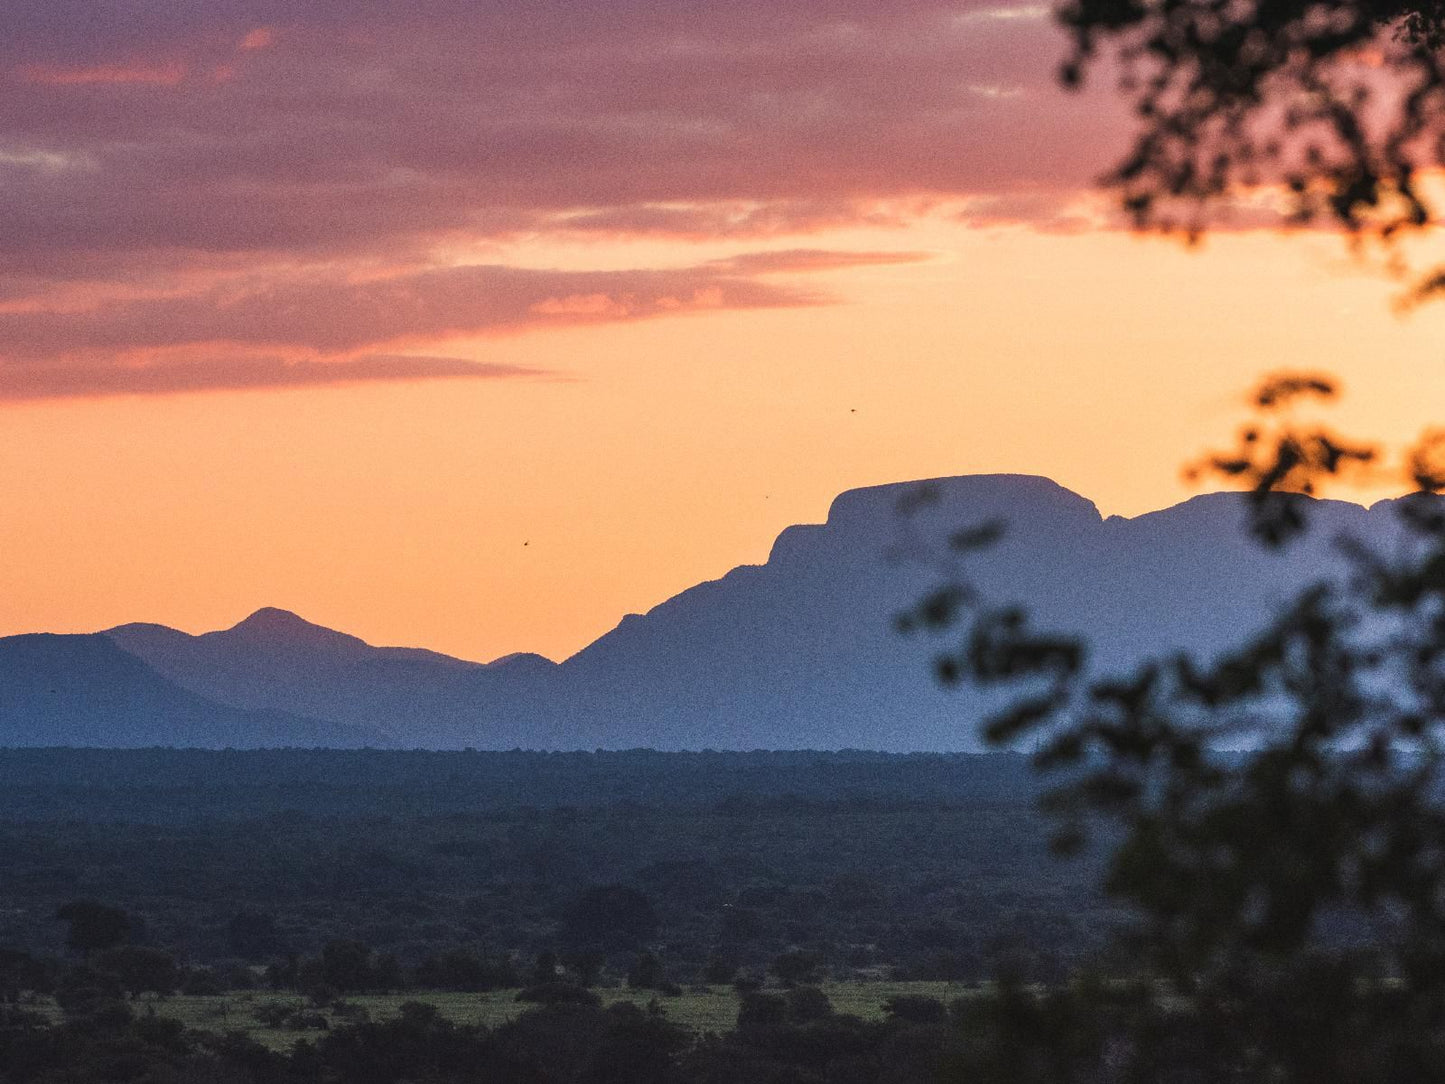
[530,475,1388,749]
[6,473,1425,751]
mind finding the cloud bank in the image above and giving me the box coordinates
[1,0,1120,398]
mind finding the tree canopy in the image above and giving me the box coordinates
[1065,0,1445,295]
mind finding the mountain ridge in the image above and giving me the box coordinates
[0,632,385,748]
[5,472,1430,751]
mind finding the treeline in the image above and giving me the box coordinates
[3,904,1108,1083]
[0,936,827,1006]
[6,904,934,1005]
[2,937,501,1005]
[0,748,1042,822]
[0,795,1106,983]
[9,869,1103,1003]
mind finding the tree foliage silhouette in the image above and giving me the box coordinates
[1064,0,1445,297]
[901,374,1445,1078]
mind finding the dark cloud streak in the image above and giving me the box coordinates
[0,354,543,402]
[0,261,830,360]
[0,251,924,400]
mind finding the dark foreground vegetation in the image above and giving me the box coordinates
[0,979,1295,1084]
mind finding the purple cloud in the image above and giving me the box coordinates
[0,354,542,401]
[0,261,836,359]
[0,0,1117,272]
[0,250,925,399]
[0,0,1119,397]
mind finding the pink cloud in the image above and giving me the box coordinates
[0,250,924,399]
[711,249,934,274]
[0,354,540,401]
[530,293,634,318]
[0,261,826,361]
[0,1,1120,272]
[16,61,188,86]
[0,0,1135,397]
[239,27,275,51]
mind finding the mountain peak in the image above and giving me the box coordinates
[223,608,368,651]
[825,473,1101,528]
[231,606,314,631]
[486,651,558,672]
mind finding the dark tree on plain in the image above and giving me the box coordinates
[226,910,286,962]
[95,946,178,998]
[54,901,131,957]
[560,886,659,952]
[769,949,824,987]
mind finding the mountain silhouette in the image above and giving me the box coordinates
[7,473,1424,750]
[106,607,553,745]
[519,475,1391,749]
[0,633,385,748]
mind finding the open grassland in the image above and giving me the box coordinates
[34,981,975,1052]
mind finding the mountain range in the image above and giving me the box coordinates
[0,474,1420,751]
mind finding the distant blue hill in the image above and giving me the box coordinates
[4,473,1425,751]
[0,632,385,748]
[104,606,557,748]
[512,475,1403,750]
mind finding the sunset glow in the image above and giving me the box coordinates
[4,0,1444,662]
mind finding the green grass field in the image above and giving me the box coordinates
[41,982,975,1052]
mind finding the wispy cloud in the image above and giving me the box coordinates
[17,61,189,86]
[0,262,824,359]
[954,5,1052,22]
[0,249,921,400]
[0,354,542,401]
[709,249,934,274]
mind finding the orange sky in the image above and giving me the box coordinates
[4,221,1444,662]
[4,2,1444,661]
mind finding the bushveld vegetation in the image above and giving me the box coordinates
[0,750,1107,987]
[0,751,1115,1082]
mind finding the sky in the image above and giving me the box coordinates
[3,0,1445,662]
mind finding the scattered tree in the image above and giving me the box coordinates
[54,901,130,957]
[94,946,178,998]
[561,886,659,952]
[769,949,823,987]
[628,952,665,990]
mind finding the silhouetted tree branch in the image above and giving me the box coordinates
[902,373,1445,1077]
[1064,0,1445,293]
